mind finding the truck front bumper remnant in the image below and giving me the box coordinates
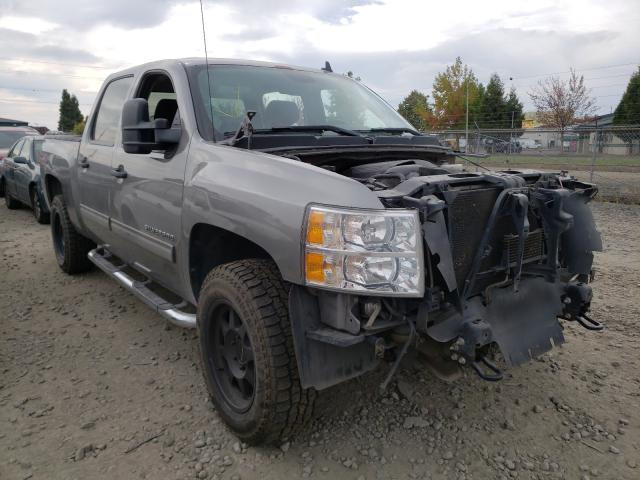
[289,179,603,390]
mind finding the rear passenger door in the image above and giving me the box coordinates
[78,75,133,242]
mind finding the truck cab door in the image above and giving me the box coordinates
[4,138,25,198]
[78,76,133,243]
[108,71,187,292]
[14,137,33,203]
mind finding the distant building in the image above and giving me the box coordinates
[31,126,50,135]
[0,117,28,127]
[521,112,541,129]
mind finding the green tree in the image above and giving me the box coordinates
[58,89,84,132]
[72,116,87,135]
[431,57,481,129]
[397,90,432,131]
[469,82,485,127]
[480,74,507,128]
[613,67,640,125]
[505,87,524,130]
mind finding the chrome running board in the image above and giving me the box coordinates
[87,247,196,329]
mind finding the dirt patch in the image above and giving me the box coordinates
[1,201,639,480]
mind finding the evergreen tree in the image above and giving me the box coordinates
[469,83,485,127]
[505,87,524,129]
[397,90,432,131]
[58,89,84,132]
[481,74,507,128]
[613,67,640,125]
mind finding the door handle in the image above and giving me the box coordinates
[79,157,90,168]
[111,165,128,179]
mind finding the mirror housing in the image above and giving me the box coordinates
[13,156,28,164]
[121,98,180,154]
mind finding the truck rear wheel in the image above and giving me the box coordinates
[198,259,315,444]
[50,195,94,274]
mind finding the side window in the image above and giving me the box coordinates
[21,138,32,161]
[137,73,178,126]
[8,139,24,158]
[33,140,44,165]
[91,76,133,146]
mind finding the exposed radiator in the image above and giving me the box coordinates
[446,188,544,293]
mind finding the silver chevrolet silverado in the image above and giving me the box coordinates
[41,58,603,444]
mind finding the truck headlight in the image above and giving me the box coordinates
[303,205,424,296]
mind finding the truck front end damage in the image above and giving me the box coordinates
[290,162,602,389]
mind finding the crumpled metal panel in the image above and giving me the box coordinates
[481,277,565,366]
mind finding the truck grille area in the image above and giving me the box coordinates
[446,187,544,295]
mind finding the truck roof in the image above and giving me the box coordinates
[107,58,330,80]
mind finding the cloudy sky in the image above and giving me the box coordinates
[0,0,638,128]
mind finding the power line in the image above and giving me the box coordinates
[0,98,92,106]
[0,69,105,80]
[0,84,98,95]
[0,56,119,70]
[508,61,639,81]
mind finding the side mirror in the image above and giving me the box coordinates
[121,98,180,154]
[13,156,27,164]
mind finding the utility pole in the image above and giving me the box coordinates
[509,111,514,155]
[590,115,598,182]
[465,79,469,153]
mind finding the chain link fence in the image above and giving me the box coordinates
[426,126,640,204]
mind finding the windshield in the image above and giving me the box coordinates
[187,64,412,142]
[0,131,35,149]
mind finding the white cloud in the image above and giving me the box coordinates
[0,15,58,34]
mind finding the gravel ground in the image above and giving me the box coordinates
[1,201,639,480]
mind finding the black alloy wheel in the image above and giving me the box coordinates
[208,302,256,412]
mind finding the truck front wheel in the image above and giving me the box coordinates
[198,259,315,444]
[50,195,94,274]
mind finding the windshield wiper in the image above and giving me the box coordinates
[253,125,363,137]
[363,127,422,136]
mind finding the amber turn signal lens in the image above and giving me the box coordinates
[306,210,324,245]
[305,252,325,283]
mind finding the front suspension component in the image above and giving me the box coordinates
[471,356,503,381]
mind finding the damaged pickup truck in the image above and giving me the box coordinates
[40,58,602,444]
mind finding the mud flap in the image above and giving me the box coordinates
[482,278,565,366]
[288,286,379,390]
[561,195,603,276]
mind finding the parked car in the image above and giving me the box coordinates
[0,125,39,160]
[519,138,542,150]
[0,126,39,197]
[494,138,522,153]
[1,135,50,223]
[40,58,603,444]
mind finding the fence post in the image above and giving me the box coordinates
[590,120,598,182]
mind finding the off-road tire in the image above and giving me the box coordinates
[4,184,21,209]
[31,188,50,224]
[50,195,94,274]
[0,177,4,197]
[198,259,316,444]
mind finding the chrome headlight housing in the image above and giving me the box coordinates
[303,205,424,297]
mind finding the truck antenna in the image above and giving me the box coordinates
[199,0,216,142]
